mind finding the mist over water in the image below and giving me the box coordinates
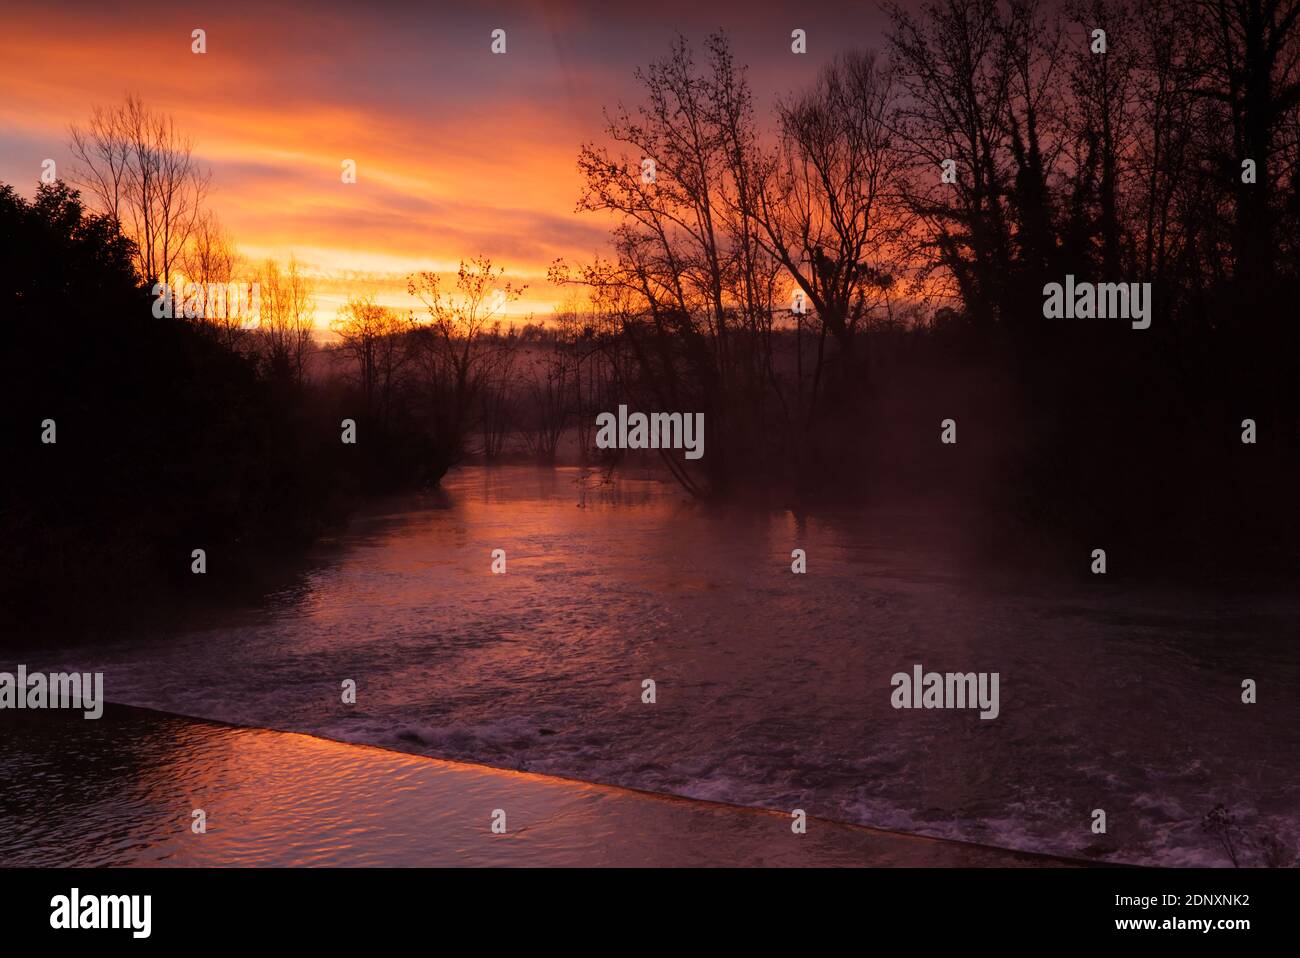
[17,465,1299,866]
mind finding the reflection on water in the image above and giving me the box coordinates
[0,706,1068,867]
[11,465,1300,866]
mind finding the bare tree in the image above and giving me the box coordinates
[408,257,525,466]
[1129,0,1202,289]
[1187,0,1300,294]
[255,256,317,383]
[887,0,1053,327]
[570,34,785,495]
[331,295,413,424]
[182,210,247,346]
[754,50,911,402]
[69,94,211,285]
[1064,0,1139,278]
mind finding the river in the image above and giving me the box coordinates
[10,465,1298,866]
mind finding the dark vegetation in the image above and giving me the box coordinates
[0,183,362,624]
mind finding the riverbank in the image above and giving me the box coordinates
[0,705,1081,867]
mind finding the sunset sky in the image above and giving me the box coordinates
[0,0,890,328]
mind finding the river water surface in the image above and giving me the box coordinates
[12,465,1299,866]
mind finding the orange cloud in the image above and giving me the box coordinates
[0,0,893,326]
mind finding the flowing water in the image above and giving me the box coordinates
[9,465,1298,865]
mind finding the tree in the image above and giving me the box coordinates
[1064,0,1139,279]
[1188,0,1300,296]
[570,34,785,495]
[755,49,911,402]
[887,0,1068,331]
[330,294,413,426]
[0,180,342,621]
[69,94,211,286]
[183,210,246,347]
[255,256,317,384]
[408,257,525,468]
